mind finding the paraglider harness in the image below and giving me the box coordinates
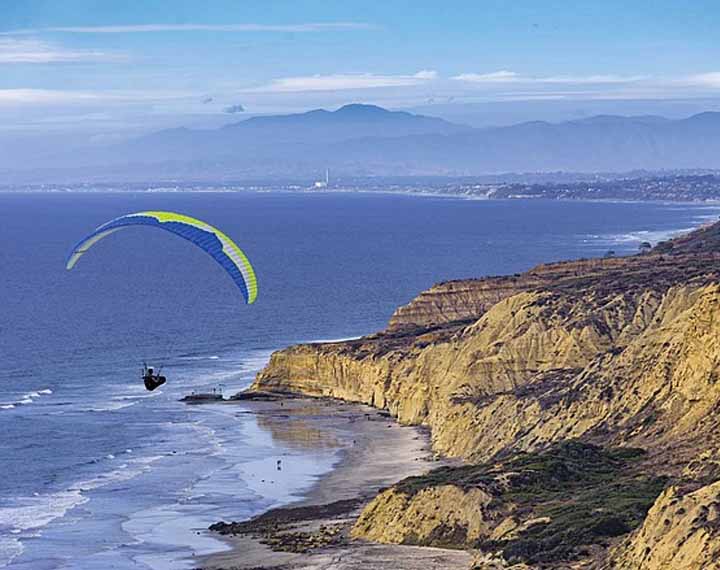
[142,364,166,391]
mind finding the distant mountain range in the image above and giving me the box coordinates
[330,110,720,174]
[8,104,720,182]
[105,103,470,165]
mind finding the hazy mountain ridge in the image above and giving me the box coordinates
[109,106,720,174]
[97,104,471,165]
[333,110,720,173]
[7,105,720,181]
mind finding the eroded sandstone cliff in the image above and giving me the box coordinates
[249,223,720,569]
[609,480,720,570]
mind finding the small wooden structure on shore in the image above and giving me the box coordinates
[180,385,225,404]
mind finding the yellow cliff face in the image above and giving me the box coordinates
[256,281,720,462]
[250,233,720,569]
[351,485,497,546]
[387,275,545,331]
[609,482,720,570]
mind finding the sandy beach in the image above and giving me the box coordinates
[197,396,472,570]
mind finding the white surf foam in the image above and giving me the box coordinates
[23,389,52,400]
[178,354,221,361]
[81,401,138,412]
[0,455,165,566]
[0,490,87,534]
[0,388,54,412]
[582,226,698,250]
[71,455,163,492]
[582,205,720,252]
[0,535,25,568]
[111,392,157,402]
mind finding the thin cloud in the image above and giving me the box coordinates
[413,69,438,80]
[452,71,520,83]
[3,22,375,35]
[684,72,720,88]
[0,88,198,106]
[0,89,103,104]
[252,70,438,92]
[541,74,648,84]
[0,38,120,63]
[453,71,647,84]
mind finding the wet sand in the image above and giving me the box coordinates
[197,397,471,570]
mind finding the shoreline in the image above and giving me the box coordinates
[197,396,471,570]
[6,186,720,207]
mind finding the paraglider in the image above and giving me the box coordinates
[66,211,258,390]
[142,364,166,391]
[66,211,257,303]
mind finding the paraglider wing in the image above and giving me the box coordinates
[65,211,258,304]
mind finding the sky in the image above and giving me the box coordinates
[1,0,720,145]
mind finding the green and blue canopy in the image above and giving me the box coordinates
[66,211,258,304]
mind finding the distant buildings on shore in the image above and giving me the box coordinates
[313,169,330,189]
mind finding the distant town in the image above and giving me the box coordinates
[6,172,720,203]
[480,173,720,202]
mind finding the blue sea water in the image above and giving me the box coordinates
[0,191,718,569]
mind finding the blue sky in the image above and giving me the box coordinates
[1,0,720,139]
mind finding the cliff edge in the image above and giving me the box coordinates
[250,221,720,569]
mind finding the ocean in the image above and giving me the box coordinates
[0,191,717,569]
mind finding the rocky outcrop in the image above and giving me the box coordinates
[352,485,496,546]
[387,275,541,331]
[609,481,720,570]
[248,223,720,569]
[386,255,687,332]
